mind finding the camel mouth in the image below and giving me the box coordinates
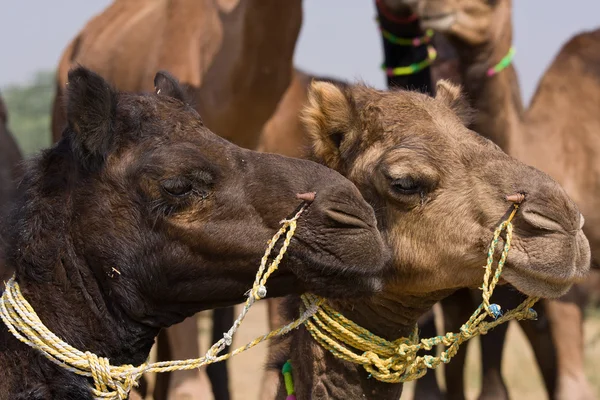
[420,12,456,31]
[501,229,590,298]
[283,248,390,299]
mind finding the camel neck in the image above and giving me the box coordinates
[4,262,158,369]
[452,21,524,152]
[197,0,302,149]
[376,7,434,94]
[282,289,451,399]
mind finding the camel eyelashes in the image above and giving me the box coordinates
[161,177,194,198]
[390,177,423,196]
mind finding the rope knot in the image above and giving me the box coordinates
[256,285,267,299]
[223,332,233,347]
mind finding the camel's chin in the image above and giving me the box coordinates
[501,229,591,298]
[501,268,573,299]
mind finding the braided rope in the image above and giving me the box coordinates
[0,206,320,399]
[299,204,540,383]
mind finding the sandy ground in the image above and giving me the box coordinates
[142,302,600,400]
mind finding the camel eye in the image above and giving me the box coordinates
[390,177,422,195]
[161,177,193,198]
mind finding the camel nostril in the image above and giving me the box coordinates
[325,208,371,229]
[506,193,525,204]
[521,209,569,233]
[296,192,316,203]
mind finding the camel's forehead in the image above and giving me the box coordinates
[117,93,207,139]
[374,100,463,145]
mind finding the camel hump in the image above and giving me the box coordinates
[552,28,600,81]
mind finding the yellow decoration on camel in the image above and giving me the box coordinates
[299,203,539,383]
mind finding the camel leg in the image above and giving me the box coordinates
[520,286,594,400]
[153,327,172,400]
[154,316,213,400]
[259,298,288,400]
[441,288,477,400]
[477,286,527,400]
[413,308,445,400]
[207,307,234,400]
[129,389,145,400]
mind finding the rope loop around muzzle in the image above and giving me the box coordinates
[299,203,540,383]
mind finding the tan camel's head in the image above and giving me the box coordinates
[303,80,590,299]
[405,0,510,45]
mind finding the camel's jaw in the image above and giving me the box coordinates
[501,229,590,298]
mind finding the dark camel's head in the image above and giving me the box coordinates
[9,68,389,327]
[403,0,510,45]
[303,80,590,299]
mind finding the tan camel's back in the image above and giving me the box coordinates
[52,0,302,149]
[521,29,600,262]
[57,1,221,92]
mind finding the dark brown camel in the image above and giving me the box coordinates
[50,2,304,396]
[0,94,23,281]
[267,79,590,399]
[0,67,391,399]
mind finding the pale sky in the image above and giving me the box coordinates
[1,1,599,104]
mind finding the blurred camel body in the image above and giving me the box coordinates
[50,1,302,399]
[408,0,600,399]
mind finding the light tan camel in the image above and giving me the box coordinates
[267,79,589,399]
[409,1,600,399]
[50,1,302,398]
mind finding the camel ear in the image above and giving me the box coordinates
[66,67,117,171]
[154,71,188,103]
[435,80,473,125]
[302,81,360,171]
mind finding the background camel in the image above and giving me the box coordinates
[270,78,590,399]
[0,94,23,281]
[49,1,303,397]
[408,0,600,399]
[0,67,391,399]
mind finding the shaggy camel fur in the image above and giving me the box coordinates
[410,0,600,398]
[50,2,303,397]
[266,79,590,399]
[0,94,23,281]
[0,67,391,399]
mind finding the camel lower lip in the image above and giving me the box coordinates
[501,266,576,299]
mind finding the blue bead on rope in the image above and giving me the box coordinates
[528,308,538,320]
[489,304,502,319]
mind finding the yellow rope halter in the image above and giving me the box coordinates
[0,206,324,400]
[298,204,540,383]
[0,201,540,396]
